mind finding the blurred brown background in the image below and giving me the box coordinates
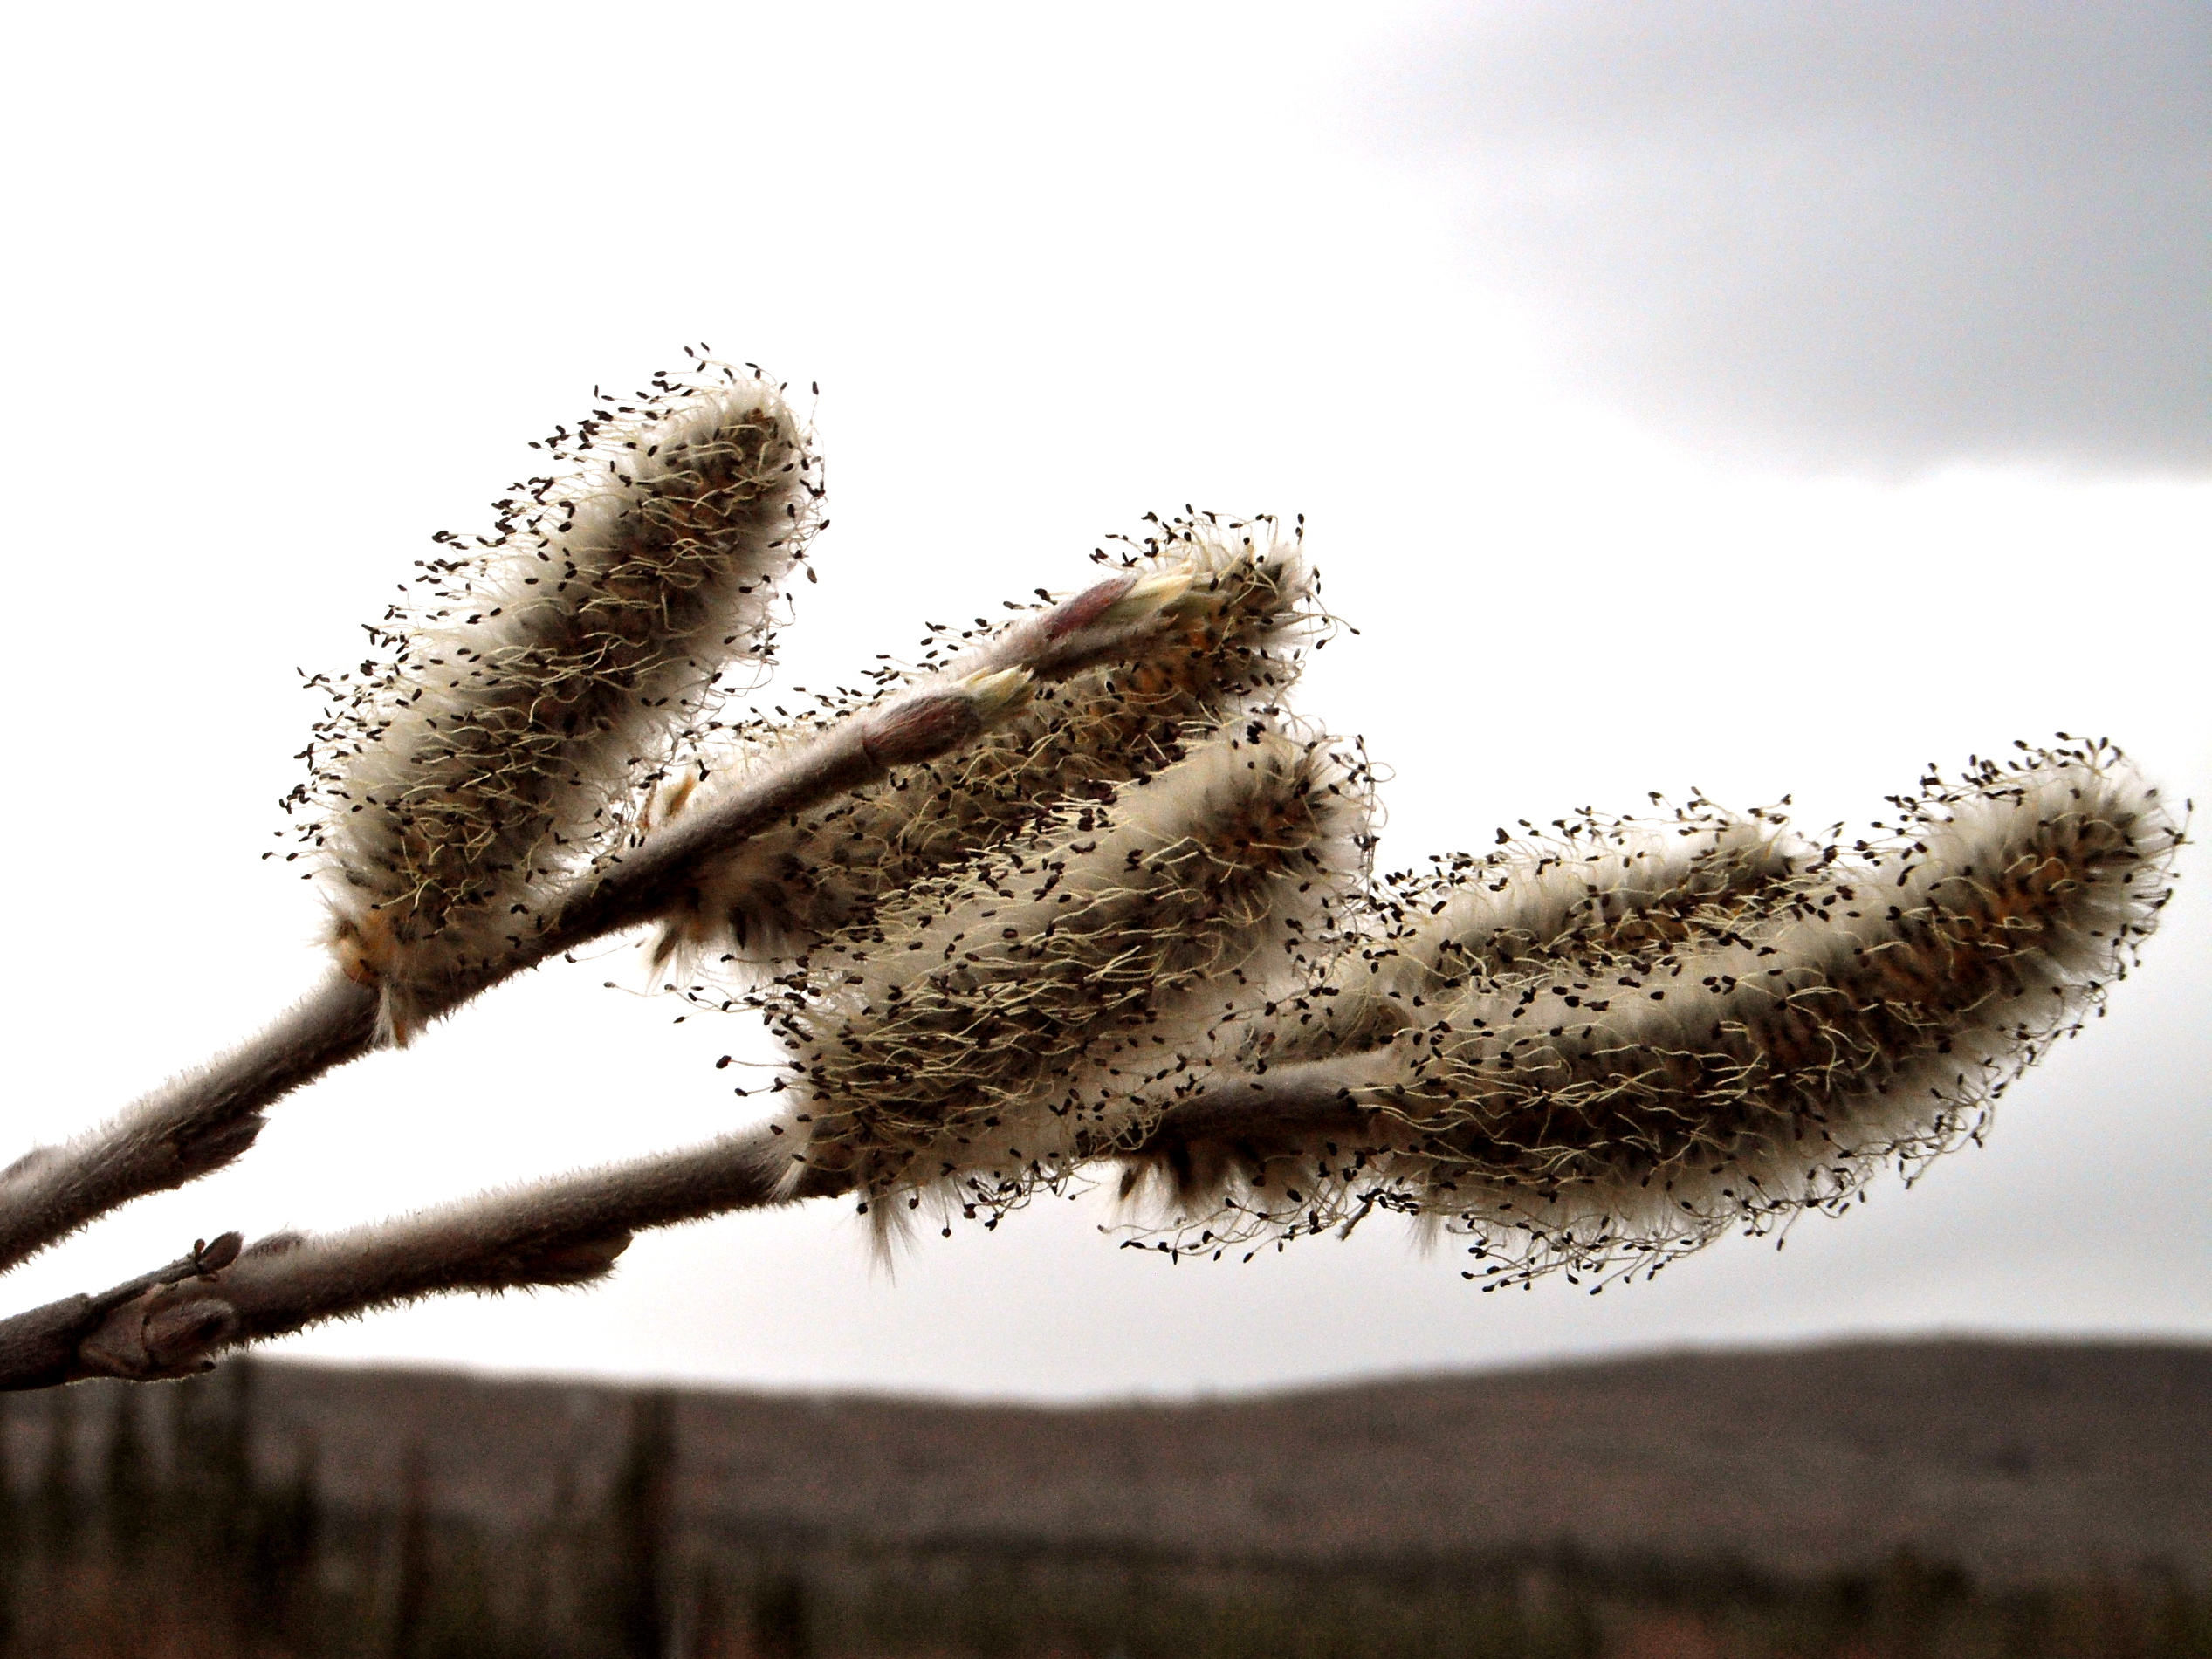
[5,1337,2206,1656]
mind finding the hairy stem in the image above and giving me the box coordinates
[0,981,376,1277]
[31,1126,848,1385]
[0,1065,1350,1389]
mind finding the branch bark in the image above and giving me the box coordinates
[0,981,375,1277]
[0,1059,1384,1388]
[17,1125,827,1385]
[0,1063,1382,1389]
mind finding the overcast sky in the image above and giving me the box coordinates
[1378,0,2210,473]
[1,3,2204,1400]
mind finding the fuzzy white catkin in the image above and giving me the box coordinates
[654,517,1316,970]
[299,367,821,1040]
[1266,805,1810,1066]
[1122,742,2182,1285]
[759,726,1370,1227]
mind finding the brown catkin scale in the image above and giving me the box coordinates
[293,364,821,1041]
[758,727,1371,1236]
[1119,742,2182,1287]
[653,516,1318,972]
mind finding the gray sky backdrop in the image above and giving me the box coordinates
[1,2,2204,1398]
[1383,0,2210,473]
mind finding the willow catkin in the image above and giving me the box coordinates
[654,515,1317,970]
[296,364,821,1041]
[1263,803,1809,1066]
[1122,742,2181,1285]
[757,726,1371,1231]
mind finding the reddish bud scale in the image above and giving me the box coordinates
[661,519,1319,970]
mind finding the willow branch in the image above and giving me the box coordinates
[0,573,1174,1279]
[3,721,2185,1394]
[0,1058,1349,1388]
[0,980,378,1278]
[28,1125,841,1385]
[0,1233,247,1393]
[0,1065,1358,1388]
